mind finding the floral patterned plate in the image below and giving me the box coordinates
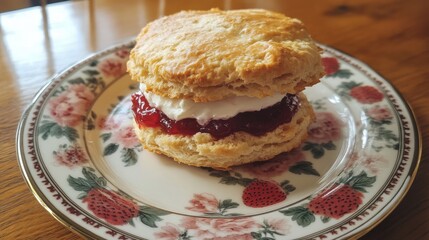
[17,41,421,240]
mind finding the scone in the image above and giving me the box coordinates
[128,9,324,169]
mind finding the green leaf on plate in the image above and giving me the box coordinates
[322,141,336,150]
[321,216,331,223]
[330,69,353,79]
[280,206,315,227]
[121,148,138,166]
[82,69,100,76]
[310,145,325,159]
[67,176,93,192]
[38,121,79,142]
[68,77,85,85]
[219,199,239,212]
[302,142,314,151]
[207,169,253,187]
[346,171,377,192]
[89,60,98,67]
[38,121,57,140]
[280,180,297,193]
[100,132,112,142]
[104,143,119,156]
[82,167,106,188]
[289,161,320,176]
[63,126,79,142]
[139,206,169,228]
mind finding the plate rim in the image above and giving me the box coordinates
[16,41,138,240]
[319,44,422,239]
[16,40,422,240]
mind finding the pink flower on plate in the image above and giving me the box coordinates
[99,114,139,148]
[236,149,305,178]
[54,144,88,167]
[347,153,387,174]
[98,58,126,78]
[186,193,219,213]
[180,217,257,240]
[49,83,95,127]
[154,223,182,240]
[367,105,392,122]
[111,125,139,148]
[307,112,342,144]
[98,116,120,130]
[262,218,291,235]
[115,49,130,59]
[97,114,140,148]
[97,117,109,129]
[361,155,387,174]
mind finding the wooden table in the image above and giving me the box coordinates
[1,0,428,239]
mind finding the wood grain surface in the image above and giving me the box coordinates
[1,0,428,239]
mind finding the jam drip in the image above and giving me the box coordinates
[131,92,300,139]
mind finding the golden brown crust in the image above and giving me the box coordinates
[128,9,324,102]
[133,93,315,169]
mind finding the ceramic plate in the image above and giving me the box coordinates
[17,41,421,240]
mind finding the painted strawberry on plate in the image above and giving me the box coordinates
[307,184,363,219]
[68,167,168,227]
[335,80,384,104]
[280,171,376,227]
[322,57,352,78]
[349,85,384,104]
[207,169,296,208]
[242,180,292,208]
[83,188,139,225]
[322,57,340,75]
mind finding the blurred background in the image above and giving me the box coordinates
[1,0,68,12]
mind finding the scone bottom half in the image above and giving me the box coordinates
[127,9,324,169]
[130,92,315,169]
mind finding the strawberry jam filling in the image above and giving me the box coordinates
[131,92,300,139]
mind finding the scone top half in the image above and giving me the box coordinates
[127,9,324,103]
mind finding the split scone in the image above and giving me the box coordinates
[127,9,324,169]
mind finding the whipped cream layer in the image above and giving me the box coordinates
[140,84,285,125]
